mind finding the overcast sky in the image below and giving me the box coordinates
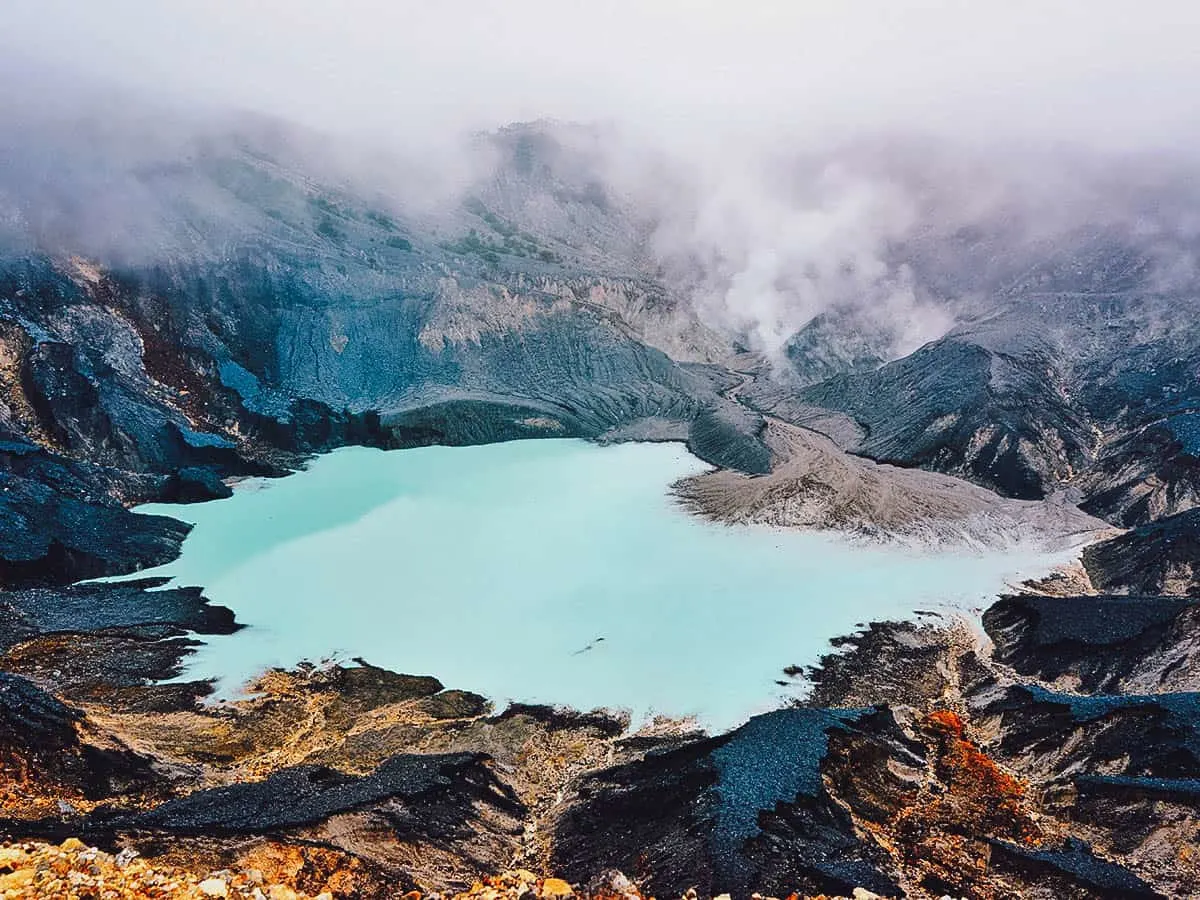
[2,1,1198,151]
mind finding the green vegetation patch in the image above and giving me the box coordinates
[453,197,560,264]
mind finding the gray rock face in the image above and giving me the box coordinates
[0,471,190,588]
[1083,508,1200,596]
[800,333,1089,500]
[794,293,1200,521]
[129,752,512,836]
[551,707,907,899]
[1080,422,1200,526]
[983,593,1200,694]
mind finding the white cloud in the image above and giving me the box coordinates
[1,1,1198,150]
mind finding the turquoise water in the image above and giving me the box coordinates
[132,439,1070,729]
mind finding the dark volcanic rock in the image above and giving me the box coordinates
[1083,508,1200,596]
[987,837,1164,899]
[983,593,1200,692]
[0,446,166,508]
[0,671,82,753]
[129,752,516,837]
[418,689,491,720]
[1,627,213,710]
[1072,774,1200,807]
[384,398,583,447]
[251,399,398,455]
[330,663,443,704]
[497,703,629,737]
[1081,421,1200,526]
[0,579,238,709]
[0,672,160,803]
[801,619,956,709]
[795,292,1200,518]
[0,578,238,650]
[3,750,524,880]
[314,663,446,727]
[979,685,1200,782]
[686,404,771,476]
[163,466,235,503]
[552,707,902,898]
[1,272,259,485]
[0,472,190,588]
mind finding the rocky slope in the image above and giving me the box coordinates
[787,294,1200,517]
[1081,508,1200,596]
[674,418,1108,548]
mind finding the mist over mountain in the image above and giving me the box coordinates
[4,2,1200,370]
[3,56,1199,374]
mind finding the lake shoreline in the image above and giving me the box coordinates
[122,438,1085,730]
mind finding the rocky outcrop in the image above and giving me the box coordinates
[798,334,1091,501]
[0,673,162,816]
[128,752,516,838]
[983,593,1200,693]
[792,293,1200,529]
[551,688,1172,899]
[967,636,1200,896]
[981,839,1163,900]
[0,578,237,650]
[551,708,905,899]
[684,402,771,476]
[1082,508,1200,596]
[0,578,240,714]
[0,472,191,588]
[1079,420,1200,526]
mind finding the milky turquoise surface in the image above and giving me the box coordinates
[132,440,1071,729]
